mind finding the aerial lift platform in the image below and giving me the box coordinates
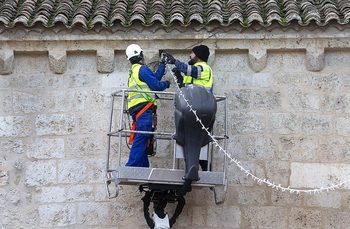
[105,86,228,228]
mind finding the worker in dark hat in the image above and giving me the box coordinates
[162,45,213,171]
[163,45,213,93]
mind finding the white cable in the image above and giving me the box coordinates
[166,65,350,194]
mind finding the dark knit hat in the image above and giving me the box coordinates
[192,45,210,62]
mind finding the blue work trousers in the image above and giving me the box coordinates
[126,108,153,167]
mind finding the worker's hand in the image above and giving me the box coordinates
[172,68,183,87]
[160,53,167,65]
[165,52,176,64]
[165,80,171,88]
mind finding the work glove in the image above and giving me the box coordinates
[160,53,167,65]
[165,80,171,88]
[165,52,176,64]
[172,68,183,88]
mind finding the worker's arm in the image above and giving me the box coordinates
[139,65,168,91]
[174,61,203,79]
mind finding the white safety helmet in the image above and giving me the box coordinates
[126,44,143,60]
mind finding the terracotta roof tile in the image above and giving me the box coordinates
[0,0,349,31]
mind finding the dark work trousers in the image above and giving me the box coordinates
[126,108,153,167]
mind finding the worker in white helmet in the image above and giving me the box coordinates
[125,44,170,167]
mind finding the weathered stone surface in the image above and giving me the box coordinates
[322,93,350,114]
[78,203,109,226]
[318,138,350,163]
[231,112,265,135]
[36,114,75,136]
[266,51,306,73]
[13,91,44,114]
[301,114,333,135]
[266,161,290,187]
[58,160,87,184]
[335,116,350,136]
[231,73,270,88]
[109,202,136,226]
[272,72,308,87]
[64,74,99,88]
[78,111,110,134]
[39,204,76,227]
[49,50,67,74]
[325,50,350,68]
[290,162,350,189]
[2,139,24,154]
[245,135,276,160]
[25,161,57,186]
[29,75,62,88]
[224,89,251,112]
[67,185,94,202]
[9,188,20,205]
[67,52,96,73]
[0,75,28,89]
[87,159,105,184]
[269,113,300,134]
[48,90,88,112]
[345,73,350,87]
[278,136,318,161]
[102,72,127,88]
[35,186,66,203]
[306,191,342,208]
[271,189,302,206]
[235,188,268,205]
[15,53,49,74]
[249,48,267,72]
[0,50,14,75]
[1,210,24,229]
[67,136,102,157]
[243,206,287,228]
[306,47,325,71]
[2,95,11,112]
[207,205,241,228]
[287,89,320,112]
[25,210,38,229]
[0,116,32,137]
[310,73,342,91]
[215,51,249,72]
[289,208,322,229]
[27,138,65,159]
[0,170,9,186]
[227,161,255,186]
[253,90,281,110]
[90,89,114,110]
[226,136,243,160]
[97,49,114,73]
[324,211,350,229]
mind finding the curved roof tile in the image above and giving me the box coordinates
[0,0,349,30]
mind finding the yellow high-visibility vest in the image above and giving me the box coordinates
[183,62,213,92]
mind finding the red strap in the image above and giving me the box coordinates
[129,102,154,144]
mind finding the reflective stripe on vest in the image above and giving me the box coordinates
[183,62,213,92]
[127,64,157,109]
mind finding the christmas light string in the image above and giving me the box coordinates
[166,64,350,194]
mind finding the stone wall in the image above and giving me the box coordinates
[1,28,350,228]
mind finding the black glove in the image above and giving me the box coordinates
[165,52,176,64]
[172,68,183,88]
[165,80,171,88]
[160,53,167,65]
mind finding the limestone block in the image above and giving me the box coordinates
[67,185,94,202]
[271,189,302,206]
[226,160,255,186]
[49,50,67,74]
[0,157,7,166]
[0,116,32,137]
[0,188,6,204]
[278,136,318,161]
[1,211,24,229]
[67,136,102,157]
[87,159,105,184]
[0,170,9,186]
[25,161,57,186]
[97,49,114,73]
[2,95,11,112]
[0,50,14,75]
[78,111,109,134]
[109,202,136,226]
[249,48,267,72]
[345,73,350,87]
[35,186,66,203]
[305,191,342,208]
[2,139,24,154]
[38,204,76,227]
[231,112,265,135]
[13,160,24,170]
[306,47,325,71]
[192,206,205,226]
[27,138,65,159]
[301,114,333,135]
[310,73,342,91]
[35,114,75,136]
[324,211,350,229]
[245,135,276,160]
[287,89,320,112]
[29,75,62,89]
[290,162,350,189]
[335,116,350,136]
[58,160,87,184]
[206,206,241,228]
[90,89,114,110]
[64,74,99,88]
[48,90,88,112]
[224,89,251,112]
[230,73,270,87]
[13,91,44,114]
[9,188,20,205]
[25,210,38,229]
[319,138,350,163]
[266,161,290,187]
[254,90,282,110]
[322,93,350,114]
[272,72,308,87]
[269,113,301,134]
[101,72,127,88]
[235,188,268,205]
[226,136,243,160]
[289,208,322,229]
[78,203,109,226]
[215,51,249,72]
[243,206,287,228]
[0,75,28,89]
